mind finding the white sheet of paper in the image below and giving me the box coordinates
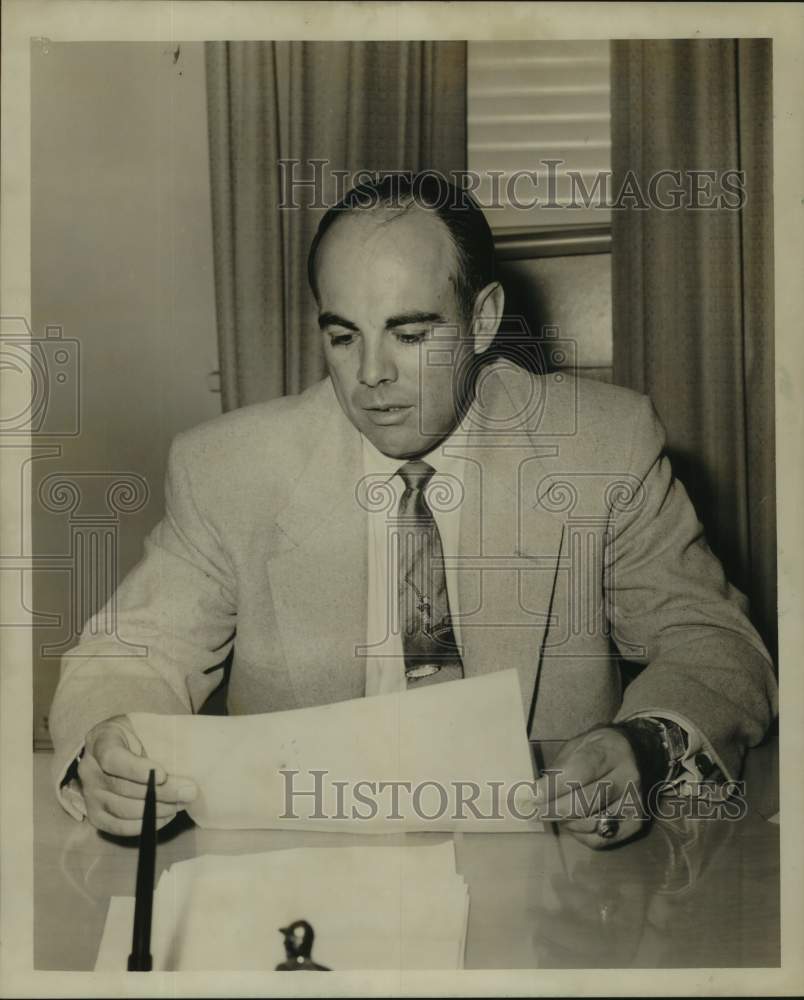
[95,843,470,971]
[130,669,540,832]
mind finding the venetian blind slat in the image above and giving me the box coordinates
[467,41,612,230]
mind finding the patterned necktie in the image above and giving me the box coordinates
[396,461,464,687]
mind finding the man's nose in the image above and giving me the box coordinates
[358,338,397,388]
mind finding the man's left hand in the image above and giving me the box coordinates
[526,726,656,850]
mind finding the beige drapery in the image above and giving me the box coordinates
[610,39,776,658]
[205,41,467,408]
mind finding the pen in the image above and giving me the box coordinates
[127,768,156,971]
[530,740,568,875]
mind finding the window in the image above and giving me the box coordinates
[467,40,611,255]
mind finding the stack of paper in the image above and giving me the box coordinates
[96,841,469,971]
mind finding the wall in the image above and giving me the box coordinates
[30,41,222,745]
[497,252,612,381]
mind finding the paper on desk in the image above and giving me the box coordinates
[130,669,540,832]
[96,841,470,971]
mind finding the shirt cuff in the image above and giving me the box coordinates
[621,709,734,797]
[57,743,87,821]
[60,778,88,821]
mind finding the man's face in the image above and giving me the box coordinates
[315,207,473,458]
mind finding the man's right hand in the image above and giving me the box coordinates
[78,715,198,836]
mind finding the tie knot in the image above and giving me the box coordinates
[398,460,435,493]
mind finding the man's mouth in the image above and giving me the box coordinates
[363,404,413,425]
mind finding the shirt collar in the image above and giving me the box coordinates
[361,425,466,483]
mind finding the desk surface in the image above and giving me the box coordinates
[33,751,780,971]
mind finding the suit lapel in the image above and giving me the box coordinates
[267,384,368,708]
[453,365,566,730]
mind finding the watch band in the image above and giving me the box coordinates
[634,716,688,782]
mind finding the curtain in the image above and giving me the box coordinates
[205,41,467,409]
[610,40,776,659]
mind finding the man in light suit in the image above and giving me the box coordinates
[50,175,777,848]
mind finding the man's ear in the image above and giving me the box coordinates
[471,281,505,356]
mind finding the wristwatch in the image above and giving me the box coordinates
[627,716,688,784]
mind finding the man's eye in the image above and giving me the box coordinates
[396,330,427,345]
[328,332,354,347]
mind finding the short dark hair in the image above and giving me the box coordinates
[307,172,496,319]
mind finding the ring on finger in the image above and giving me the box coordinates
[595,814,620,839]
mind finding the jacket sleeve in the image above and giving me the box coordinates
[607,395,777,779]
[48,433,237,807]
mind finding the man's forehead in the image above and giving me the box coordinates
[317,204,458,281]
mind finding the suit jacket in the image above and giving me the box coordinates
[49,363,777,796]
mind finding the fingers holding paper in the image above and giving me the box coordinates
[78,715,198,836]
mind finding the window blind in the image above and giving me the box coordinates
[467,40,611,232]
